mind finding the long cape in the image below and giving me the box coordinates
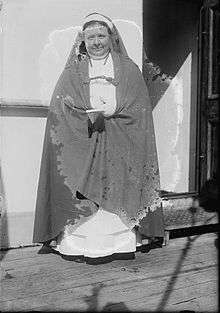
[33,51,163,243]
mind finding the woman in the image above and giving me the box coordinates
[33,13,164,264]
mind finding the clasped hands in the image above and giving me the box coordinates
[86,96,113,137]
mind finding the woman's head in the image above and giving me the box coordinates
[82,20,112,59]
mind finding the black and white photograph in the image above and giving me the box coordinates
[0,0,219,312]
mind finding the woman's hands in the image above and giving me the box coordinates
[86,109,105,137]
[86,108,105,123]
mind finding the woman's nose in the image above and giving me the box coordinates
[93,36,100,45]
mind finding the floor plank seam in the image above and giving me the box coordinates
[2,269,217,304]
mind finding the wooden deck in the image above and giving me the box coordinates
[0,232,218,312]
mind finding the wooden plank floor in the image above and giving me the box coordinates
[0,232,218,312]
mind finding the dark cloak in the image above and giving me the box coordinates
[33,47,164,243]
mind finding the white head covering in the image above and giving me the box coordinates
[83,12,114,31]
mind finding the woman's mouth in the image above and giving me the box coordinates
[93,47,103,51]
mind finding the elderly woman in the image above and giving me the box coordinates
[33,13,164,264]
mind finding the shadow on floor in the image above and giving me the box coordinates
[156,207,218,312]
[82,283,131,312]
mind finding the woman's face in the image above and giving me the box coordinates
[84,24,111,59]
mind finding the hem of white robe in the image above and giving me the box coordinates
[53,209,143,258]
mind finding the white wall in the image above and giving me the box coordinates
[1,117,46,214]
[153,54,192,192]
[0,117,46,247]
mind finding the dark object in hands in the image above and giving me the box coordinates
[88,113,105,137]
